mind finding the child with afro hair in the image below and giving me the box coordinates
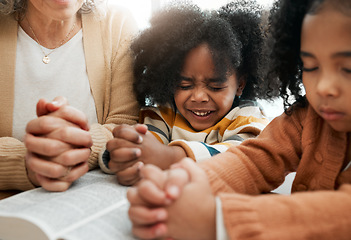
[102,1,271,185]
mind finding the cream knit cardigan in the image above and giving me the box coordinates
[0,5,139,192]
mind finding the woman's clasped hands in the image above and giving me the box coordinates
[24,97,92,192]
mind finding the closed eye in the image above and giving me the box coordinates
[302,67,318,72]
[179,85,192,90]
[208,86,227,91]
[342,68,351,74]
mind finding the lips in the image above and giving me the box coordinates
[319,107,344,121]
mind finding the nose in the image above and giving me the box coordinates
[316,71,340,98]
[190,87,209,102]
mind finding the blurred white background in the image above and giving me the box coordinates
[108,0,275,29]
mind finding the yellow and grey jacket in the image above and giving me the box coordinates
[140,100,269,162]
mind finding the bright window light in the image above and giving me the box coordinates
[107,0,153,29]
[107,0,275,29]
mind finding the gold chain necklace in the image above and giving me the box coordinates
[26,17,76,64]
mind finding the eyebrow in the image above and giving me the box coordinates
[300,51,314,58]
[332,52,351,58]
[300,51,351,58]
[179,75,224,83]
[180,76,192,81]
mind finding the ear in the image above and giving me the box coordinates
[236,78,246,97]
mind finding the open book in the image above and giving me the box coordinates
[0,170,137,240]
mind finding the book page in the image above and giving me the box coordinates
[0,170,137,240]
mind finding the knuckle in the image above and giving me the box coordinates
[106,139,117,151]
[23,134,34,148]
[85,134,93,147]
[48,164,65,178]
[108,161,121,172]
[64,172,80,183]
[109,149,121,160]
[64,173,76,182]
[38,116,54,131]
[113,124,128,136]
[58,106,71,118]
[60,151,75,165]
[82,148,91,159]
[58,126,71,140]
[43,141,61,154]
[112,126,121,136]
[79,161,89,173]
[25,156,35,169]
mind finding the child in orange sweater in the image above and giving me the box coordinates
[126,0,351,239]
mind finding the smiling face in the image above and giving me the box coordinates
[174,43,244,131]
[300,4,351,132]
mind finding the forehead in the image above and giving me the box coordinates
[301,6,351,54]
[181,43,236,82]
[182,44,214,69]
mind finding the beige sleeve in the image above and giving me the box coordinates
[95,8,140,172]
[105,8,140,126]
[0,137,35,191]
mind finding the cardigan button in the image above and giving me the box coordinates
[310,179,318,189]
[296,184,307,191]
[315,152,323,163]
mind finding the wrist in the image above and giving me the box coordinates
[165,145,187,168]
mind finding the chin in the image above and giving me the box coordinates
[190,124,211,131]
[328,123,351,133]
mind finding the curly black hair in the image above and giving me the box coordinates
[265,0,351,114]
[131,0,266,107]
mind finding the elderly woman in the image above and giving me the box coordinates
[0,0,139,196]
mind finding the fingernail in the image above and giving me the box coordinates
[137,161,144,170]
[156,210,166,221]
[137,135,143,144]
[134,148,141,157]
[155,226,165,237]
[51,101,60,106]
[167,185,179,198]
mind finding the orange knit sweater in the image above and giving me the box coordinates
[200,104,351,239]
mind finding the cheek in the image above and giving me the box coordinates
[214,92,234,111]
[302,78,315,99]
[174,91,186,108]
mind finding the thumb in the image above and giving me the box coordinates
[164,158,206,199]
[36,98,49,117]
[36,96,68,117]
[134,124,148,135]
[46,96,68,112]
[172,158,207,182]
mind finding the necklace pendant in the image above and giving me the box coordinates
[42,56,50,64]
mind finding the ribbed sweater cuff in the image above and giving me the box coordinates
[219,192,263,240]
[0,137,35,191]
[89,123,113,170]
